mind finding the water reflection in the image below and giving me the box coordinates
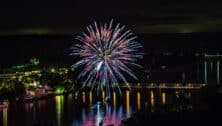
[2,88,204,126]
[82,102,124,126]
[25,102,33,111]
[37,99,46,109]
[102,91,105,103]
[3,107,8,126]
[75,92,78,100]
[175,91,180,98]
[126,91,130,117]
[162,92,166,105]
[96,103,103,126]
[89,91,92,106]
[68,94,72,108]
[137,92,141,110]
[103,104,124,126]
[113,92,116,108]
[82,92,86,104]
[56,95,64,126]
[150,91,155,112]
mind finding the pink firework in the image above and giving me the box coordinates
[71,20,143,96]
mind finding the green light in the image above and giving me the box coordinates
[12,59,39,69]
[12,65,25,69]
[56,87,65,94]
[33,61,39,65]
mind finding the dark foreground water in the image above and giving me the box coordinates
[0,89,206,126]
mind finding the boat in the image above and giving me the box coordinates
[0,100,9,108]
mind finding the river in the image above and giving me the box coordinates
[0,88,206,126]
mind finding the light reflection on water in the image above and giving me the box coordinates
[89,91,92,106]
[56,95,64,126]
[102,91,105,103]
[150,90,155,112]
[81,102,124,126]
[3,107,8,126]
[126,91,131,118]
[137,92,141,110]
[162,92,166,105]
[82,92,86,104]
[113,92,116,108]
[0,89,204,126]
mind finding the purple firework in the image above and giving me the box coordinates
[71,20,143,96]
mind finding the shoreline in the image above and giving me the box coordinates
[17,91,74,103]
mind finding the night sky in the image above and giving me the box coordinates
[0,0,222,35]
[1,1,222,67]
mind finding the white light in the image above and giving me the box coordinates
[96,61,103,71]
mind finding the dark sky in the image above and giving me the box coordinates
[1,0,222,35]
[1,1,222,67]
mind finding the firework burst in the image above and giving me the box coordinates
[71,20,143,96]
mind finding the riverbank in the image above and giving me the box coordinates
[15,90,74,103]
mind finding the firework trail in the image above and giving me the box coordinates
[71,20,143,97]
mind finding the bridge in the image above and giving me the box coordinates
[82,83,207,90]
[122,83,207,89]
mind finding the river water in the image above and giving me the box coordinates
[0,88,206,126]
